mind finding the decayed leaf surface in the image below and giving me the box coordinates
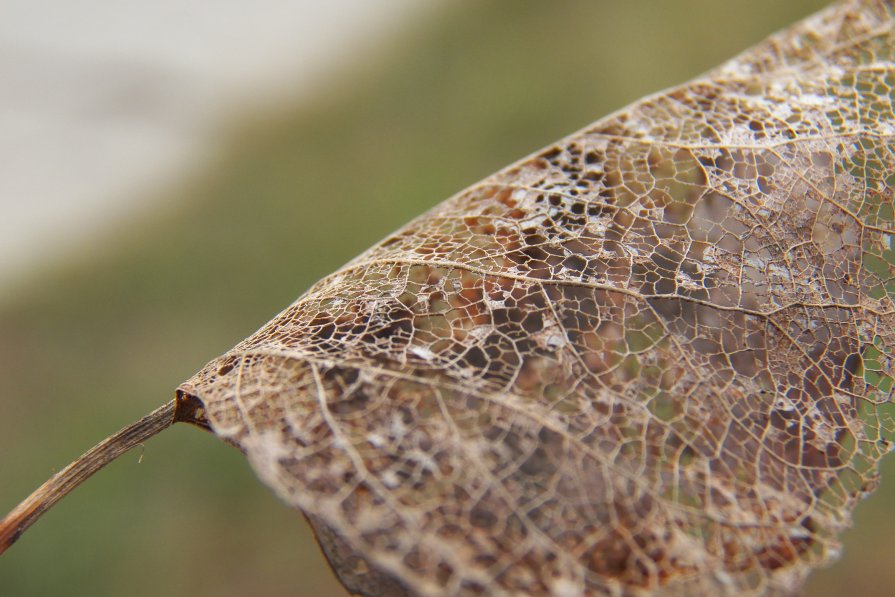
[179,1,895,594]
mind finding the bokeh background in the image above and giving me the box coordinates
[3,1,891,595]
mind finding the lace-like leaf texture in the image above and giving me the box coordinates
[178,1,895,594]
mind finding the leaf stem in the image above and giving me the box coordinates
[0,400,177,555]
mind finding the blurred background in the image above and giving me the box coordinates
[2,1,890,595]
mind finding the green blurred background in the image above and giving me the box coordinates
[3,1,891,595]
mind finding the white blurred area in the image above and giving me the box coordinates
[0,0,435,294]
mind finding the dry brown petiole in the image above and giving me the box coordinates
[0,394,207,555]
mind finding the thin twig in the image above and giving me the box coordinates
[0,400,177,555]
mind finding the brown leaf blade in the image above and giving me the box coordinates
[179,1,895,594]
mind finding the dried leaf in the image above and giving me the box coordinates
[182,0,891,594]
